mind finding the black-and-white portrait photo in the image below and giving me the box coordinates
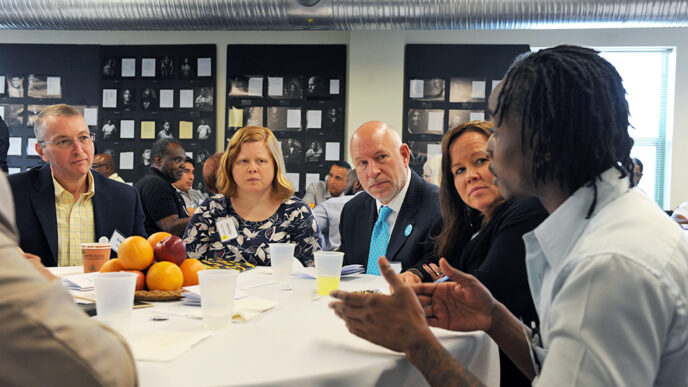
[179,57,194,80]
[7,75,24,98]
[102,58,118,79]
[2,104,24,127]
[244,106,263,127]
[141,88,157,111]
[283,77,302,99]
[26,105,46,128]
[447,109,486,131]
[306,76,328,99]
[322,107,342,131]
[305,140,324,163]
[120,88,136,109]
[450,77,486,103]
[27,75,49,99]
[407,109,444,135]
[159,56,175,79]
[281,138,302,163]
[195,149,211,166]
[141,148,152,167]
[194,87,213,111]
[196,119,212,140]
[410,78,445,101]
[407,141,430,173]
[267,106,287,132]
[157,120,174,139]
[101,119,118,140]
[228,76,249,97]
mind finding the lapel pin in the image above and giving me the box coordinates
[404,224,413,237]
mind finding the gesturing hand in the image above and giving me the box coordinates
[329,257,434,353]
[414,258,496,333]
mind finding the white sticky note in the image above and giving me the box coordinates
[27,138,38,156]
[306,110,322,129]
[329,79,340,95]
[121,58,136,77]
[409,79,424,98]
[286,109,301,128]
[120,120,135,138]
[470,112,485,121]
[306,173,320,190]
[102,89,117,108]
[179,89,194,108]
[84,108,98,126]
[471,81,486,99]
[185,151,193,159]
[427,111,444,134]
[248,77,263,97]
[268,77,283,96]
[142,58,156,77]
[197,58,211,77]
[325,142,340,161]
[427,143,442,158]
[286,173,300,191]
[119,152,134,170]
[8,137,21,156]
[492,80,501,91]
[46,77,61,96]
[160,89,174,108]
[0,76,5,94]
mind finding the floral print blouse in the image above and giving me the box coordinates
[183,194,320,267]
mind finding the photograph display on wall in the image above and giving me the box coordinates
[226,44,346,196]
[99,44,216,187]
[402,44,531,177]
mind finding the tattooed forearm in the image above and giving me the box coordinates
[405,333,485,387]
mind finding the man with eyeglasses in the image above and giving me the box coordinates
[8,104,146,267]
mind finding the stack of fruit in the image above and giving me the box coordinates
[100,232,205,291]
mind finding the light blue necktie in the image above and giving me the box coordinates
[367,206,393,275]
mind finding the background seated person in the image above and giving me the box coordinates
[422,153,442,186]
[671,201,688,224]
[202,152,224,195]
[184,126,320,267]
[302,161,351,206]
[9,104,146,267]
[173,157,207,213]
[400,120,547,386]
[313,169,364,251]
[0,172,137,386]
[135,138,189,236]
[92,153,125,183]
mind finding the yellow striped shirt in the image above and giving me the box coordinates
[53,171,95,267]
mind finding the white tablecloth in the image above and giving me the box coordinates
[107,269,499,386]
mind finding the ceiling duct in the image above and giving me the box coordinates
[0,0,686,30]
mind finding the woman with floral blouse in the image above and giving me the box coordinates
[184,126,320,267]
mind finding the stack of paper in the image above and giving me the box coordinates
[61,272,99,291]
[180,285,248,306]
[296,264,364,279]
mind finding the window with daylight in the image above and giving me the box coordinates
[598,48,675,208]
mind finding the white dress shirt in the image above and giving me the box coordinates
[523,167,688,386]
[375,168,412,244]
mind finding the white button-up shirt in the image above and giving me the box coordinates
[524,168,688,386]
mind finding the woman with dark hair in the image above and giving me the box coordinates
[400,120,547,387]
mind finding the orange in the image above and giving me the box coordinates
[147,231,172,250]
[124,269,146,290]
[99,258,124,272]
[180,258,205,286]
[118,236,154,270]
[146,261,184,291]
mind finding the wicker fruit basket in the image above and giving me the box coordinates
[134,289,184,301]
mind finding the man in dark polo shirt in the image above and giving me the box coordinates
[135,138,189,236]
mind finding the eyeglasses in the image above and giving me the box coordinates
[40,133,95,149]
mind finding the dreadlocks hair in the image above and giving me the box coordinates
[493,45,635,218]
[435,121,504,261]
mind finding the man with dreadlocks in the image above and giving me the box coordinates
[329,45,688,386]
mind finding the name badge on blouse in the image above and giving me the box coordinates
[216,217,238,243]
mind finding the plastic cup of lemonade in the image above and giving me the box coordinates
[314,251,344,296]
[93,272,138,333]
[269,243,295,282]
[198,270,238,329]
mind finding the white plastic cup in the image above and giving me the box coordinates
[314,251,344,296]
[198,270,238,329]
[93,272,138,333]
[269,243,295,282]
